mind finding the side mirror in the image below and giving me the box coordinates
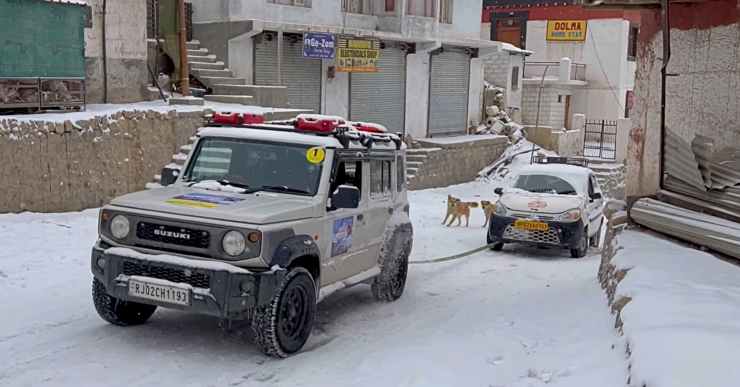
[590,192,603,201]
[494,187,504,196]
[160,167,180,186]
[332,185,360,209]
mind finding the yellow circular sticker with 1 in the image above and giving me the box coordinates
[306,147,326,164]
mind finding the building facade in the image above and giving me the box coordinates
[482,1,640,129]
[189,0,503,138]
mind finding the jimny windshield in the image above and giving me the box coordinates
[183,137,323,196]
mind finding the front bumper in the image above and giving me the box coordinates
[487,215,585,249]
[90,243,283,320]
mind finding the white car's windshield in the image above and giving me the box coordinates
[183,137,323,196]
[513,174,578,195]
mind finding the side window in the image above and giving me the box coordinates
[396,156,405,192]
[588,175,595,196]
[332,160,362,194]
[370,159,392,197]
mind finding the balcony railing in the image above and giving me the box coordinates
[523,61,587,82]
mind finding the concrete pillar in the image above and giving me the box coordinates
[615,118,630,163]
[467,58,484,129]
[572,113,586,132]
[559,57,572,83]
[405,52,431,139]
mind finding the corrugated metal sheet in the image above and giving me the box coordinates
[664,130,707,191]
[691,135,740,190]
[630,198,740,260]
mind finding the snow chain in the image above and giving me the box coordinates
[408,243,496,265]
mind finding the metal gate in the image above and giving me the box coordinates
[583,119,617,160]
[428,47,470,136]
[254,33,322,113]
[349,44,406,133]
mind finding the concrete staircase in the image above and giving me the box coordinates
[405,148,438,187]
[187,40,255,105]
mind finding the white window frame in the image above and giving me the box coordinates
[439,0,453,24]
[268,0,311,8]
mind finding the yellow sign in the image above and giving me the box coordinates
[165,199,218,209]
[336,37,380,73]
[306,147,326,164]
[546,20,587,42]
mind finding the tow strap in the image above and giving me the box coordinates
[409,243,496,265]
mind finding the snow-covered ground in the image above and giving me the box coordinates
[0,181,627,387]
[612,230,740,387]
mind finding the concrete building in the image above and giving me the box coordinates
[84,0,149,103]
[482,1,641,129]
[189,0,505,138]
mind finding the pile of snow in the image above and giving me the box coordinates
[612,230,740,387]
[478,139,558,187]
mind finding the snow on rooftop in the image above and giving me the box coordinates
[0,100,302,124]
[500,42,534,56]
[45,0,87,5]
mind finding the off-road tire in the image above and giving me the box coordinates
[251,267,316,358]
[487,232,504,251]
[92,278,157,326]
[570,228,589,259]
[372,224,412,302]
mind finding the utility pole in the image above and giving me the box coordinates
[177,0,190,96]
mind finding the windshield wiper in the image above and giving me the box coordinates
[258,185,311,195]
[217,179,251,190]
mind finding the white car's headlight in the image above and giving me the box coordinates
[222,230,247,257]
[556,208,582,222]
[110,215,130,239]
[495,204,508,216]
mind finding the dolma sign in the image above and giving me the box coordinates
[546,20,587,42]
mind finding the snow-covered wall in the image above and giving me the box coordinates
[0,111,204,213]
[626,3,739,198]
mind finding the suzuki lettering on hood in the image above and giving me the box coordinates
[153,228,191,240]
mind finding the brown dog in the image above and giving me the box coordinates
[443,195,479,227]
[480,200,497,228]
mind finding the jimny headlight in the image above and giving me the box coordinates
[222,230,247,257]
[557,209,582,222]
[110,215,131,239]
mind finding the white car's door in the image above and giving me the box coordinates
[586,174,605,236]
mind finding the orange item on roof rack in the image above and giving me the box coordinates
[350,121,388,134]
[295,114,346,134]
[212,112,265,125]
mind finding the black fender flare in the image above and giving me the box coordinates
[270,234,321,270]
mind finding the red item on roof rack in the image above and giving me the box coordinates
[350,121,388,134]
[212,112,265,125]
[295,114,345,134]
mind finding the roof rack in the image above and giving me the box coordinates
[533,154,589,167]
[206,113,403,150]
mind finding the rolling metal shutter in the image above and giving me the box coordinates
[428,47,470,136]
[254,33,322,113]
[349,44,406,133]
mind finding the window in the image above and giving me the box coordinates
[396,156,405,192]
[407,0,435,17]
[513,174,578,195]
[342,0,369,14]
[627,26,638,61]
[385,0,395,12]
[332,160,362,194]
[184,138,323,196]
[370,160,392,196]
[439,0,453,24]
[269,0,311,7]
[511,66,519,91]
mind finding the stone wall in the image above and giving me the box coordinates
[0,110,206,213]
[409,136,509,190]
[85,0,149,103]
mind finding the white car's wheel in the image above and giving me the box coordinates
[570,228,589,259]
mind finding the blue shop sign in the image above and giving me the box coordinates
[303,32,336,59]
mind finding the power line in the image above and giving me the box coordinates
[587,27,626,112]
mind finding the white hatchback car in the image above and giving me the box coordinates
[487,164,605,258]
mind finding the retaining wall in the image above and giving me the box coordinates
[0,110,206,213]
[409,136,509,190]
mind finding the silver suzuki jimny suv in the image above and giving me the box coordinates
[90,114,413,357]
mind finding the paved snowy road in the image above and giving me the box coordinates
[0,181,626,387]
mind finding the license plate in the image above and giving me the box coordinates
[514,219,549,232]
[128,279,190,306]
